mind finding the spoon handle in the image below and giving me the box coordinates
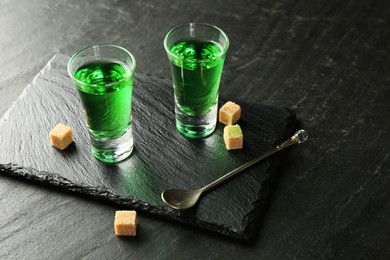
[201,130,308,192]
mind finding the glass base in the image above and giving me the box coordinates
[175,103,217,139]
[90,127,133,163]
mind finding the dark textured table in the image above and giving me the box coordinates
[1,0,389,259]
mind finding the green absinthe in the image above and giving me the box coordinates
[169,40,225,116]
[74,61,133,139]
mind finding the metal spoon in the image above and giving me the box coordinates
[161,129,308,210]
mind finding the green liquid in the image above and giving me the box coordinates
[74,61,133,139]
[169,40,225,116]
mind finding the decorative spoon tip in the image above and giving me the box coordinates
[294,129,308,143]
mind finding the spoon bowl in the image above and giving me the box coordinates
[161,188,203,210]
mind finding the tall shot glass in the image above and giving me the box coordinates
[68,44,136,163]
[164,23,229,138]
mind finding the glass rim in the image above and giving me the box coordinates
[67,44,136,88]
[163,23,229,63]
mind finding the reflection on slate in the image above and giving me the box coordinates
[0,54,299,239]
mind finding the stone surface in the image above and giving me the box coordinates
[0,0,389,259]
[0,54,298,239]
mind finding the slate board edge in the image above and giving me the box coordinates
[0,55,56,129]
[0,163,253,239]
[239,109,300,239]
[0,107,299,240]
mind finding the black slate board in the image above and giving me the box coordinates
[0,54,299,239]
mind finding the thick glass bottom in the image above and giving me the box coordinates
[89,126,133,163]
[175,103,217,139]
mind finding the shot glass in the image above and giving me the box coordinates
[67,44,136,163]
[164,23,229,138]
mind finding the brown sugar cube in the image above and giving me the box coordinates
[219,101,241,125]
[49,123,74,150]
[223,125,243,150]
[114,210,137,236]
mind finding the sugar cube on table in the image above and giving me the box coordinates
[223,124,243,150]
[219,101,241,125]
[114,210,137,236]
[49,123,74,150]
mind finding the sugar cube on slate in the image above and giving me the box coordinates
[219,101,241,125]
[114,210,137,236]
[49,123,74,150]
[223,124,243,150]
